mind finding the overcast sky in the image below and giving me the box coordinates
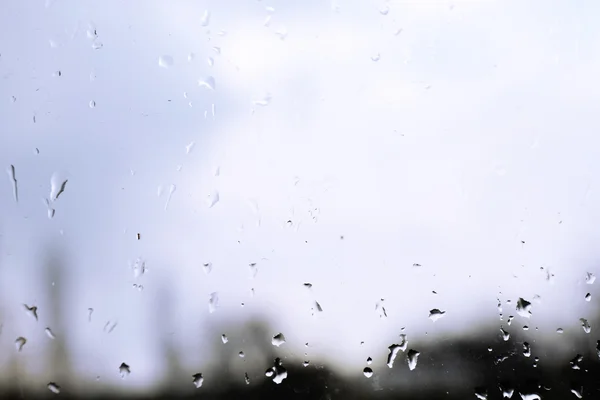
[1,0,600,394]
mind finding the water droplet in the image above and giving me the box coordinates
[516,298,532,318]
[428,308,446,322]
[132,283,144,291]
[47,382,61,394]
[92,41,103,50]
[312,301,323,314]
[597,340,600,360]
[132,258,147,278]
[119,362,130,378]
[244,372,250,384]
[15,337,26,351]
[571,386,583,399]
[371,53,380,62]
[474,388,487,400]
[185,141,195,154]
[158,55,174,68]
[201,10,211,26]
[272,333,286,347]
[586,272,596,284]
[11,96,17,103]
[198,76,216,90]
[585,293,591,301]
[45,328,56,339]
[212,46,221,54]
[303,283,313,289]
[518,393,541,400]
[570,354,583,370]
[208,292,219,313]
[6,165,18,203]
[238,351,245,358]
[366,357,372,365]
[580,318,591,333]
[375,299,387,318]
[363,367,373,378]
[407,349,420,370]
[253,94,272,107]
[164,184,176,210]
[221,334,228,344]
[192,373,203,388]
[50,173,68,201]
[500,327,510,341]
[265,358,287,384]
[206,191,219,208]
[507,316,514,326]
[202,262,212,275]
[275,28,288,40]
[207,57,214,67]
[398,334,408,351]
[302,360,309,367]
[500,384,514,398]
[386,344,403,368]
[188,53,195,62]
[523,342,531,357]
[88,308,94,322]
[556,327,564,334]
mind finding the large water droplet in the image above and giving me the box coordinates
[516,298,532,318]
[272,333,286,347]
[428,308,446,322]
[201,10,211,26]
[45,327,56,339]
[119,362,130,378]
[192,373,204,388]
[387,344,402,368]
[265,358,287,384]
[15,337,26,351]
[198,76,216,90]
[208,292,219,313]
[47,382,61,394]
[580,318,591,333]
[158,55,174,68]
[407,349,420,370]
[23,304,38,321]
[363,367,373,378]
[6,165,17,202]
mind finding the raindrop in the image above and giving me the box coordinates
[202,262,212,275]
[516,298,532,318]
[570,354,583,370]
[221,334,228,344]
[206,191,219,208]
[88,308,94,322]
[186,141,195,154]
[428,308,446,322]
[366,357,372,365]
[238,351,245,358]
[580,318,591,333]
[265,358,287,384]
[132,258,147,278]
[119,362,130,378]
[50,173,68,201]
[597,340,600,360]
[571,386,583,399]
[313,301,323,313]
[272,333,286,347]
[303,360,309,367]
[201,10,211,27]
[585,293,591,302]
[375,299,387,318]
[212,46,221,54]
[23,304,38,321]
[15,337,26,351]
[92,41,103,50]
[363,367,373,378]
[253,94,272,107]
[303,283,313,289]
[523,342,531,357]
[507,316,514,326]
[407,349,420,370]
[45,328,56,339]
[6,165,18,202]
[500,384,514,398]
[586,272,596,284]
[158,55,174,68]
[386,344,403,368]
[192,373,204,388]
[188,53,195,62]
[208,292,219,313]
[500,327,510,341]
[519,393,541,400]
[164,184,177,210]
[474,388,487,400]
[380,6,390,15]
[47,382,61,394]
[398,334,408,351]
[371,53,380,62]
[556,327,564,334]
[244,372,250,384]
[45,202,55,218]
[207,57,214,67]
[198,76,216,90]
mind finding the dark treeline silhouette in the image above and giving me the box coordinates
[1,248,600,399]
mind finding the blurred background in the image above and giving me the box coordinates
[1,0,600,398]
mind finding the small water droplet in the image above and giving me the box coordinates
[407,349,419,370]
[556,327,563,334]
[188,53,195,62]
[238,351,245,358]
[221,334,228,343]
[428,308,446,322]
[198,76,216,90]
[158,55,174,68]
[202,262,212,275]
[371,53,380,62]
[571,386,583,399]
[244,372,250,384]
[192,373,204,388]
[375,299,387,318]
[50,172,68,201]
[580,318,591,333]
[15,337,26,351]
[186,141,195,154]
[302,360,309,367]
[265,358,287,384]
[47,382,61,394]
[164,184,176,210]
[507,315,514,325]
[6,165,18,202]
[45,327,56,339]
[366,357,372,365]
[586,272,596,284]
[88,308,94,322]
[209,292,219,313]
[516,298,532,318]
[519,393,541,400]
[92,41,103,50]
[500,327,510,341]
[206,191,219,208]
[201,10,211,27]
[500,384,514,398]
[570,354,583,370]
[363,367,373,378]
[474,388,488,400]
[585,293,591,302]
[207,57,214,67]
[523,342,531,357]
[212,46,221,54]
[253,93,272,107]
[119,362,130,378]
[380,6,390,15]
[132,257,147,278]
[272,333,286,347]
